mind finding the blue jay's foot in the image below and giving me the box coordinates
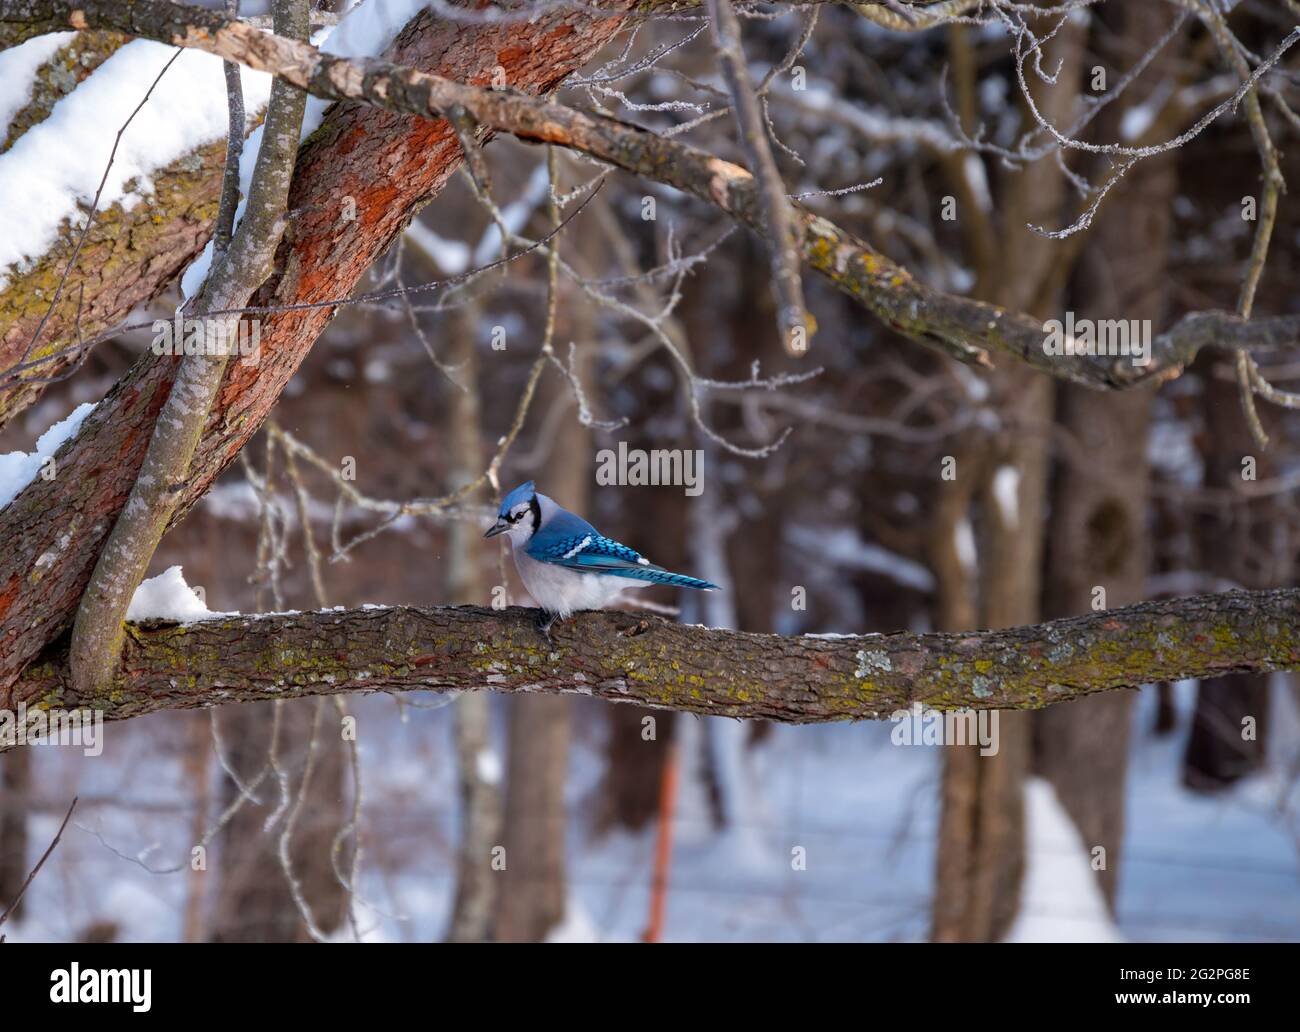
[535,610,560,643]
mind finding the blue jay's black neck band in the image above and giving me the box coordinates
[528,495,542,535]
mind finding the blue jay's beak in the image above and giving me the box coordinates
[484,519,508,539]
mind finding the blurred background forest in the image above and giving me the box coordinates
[2,0,1300,942]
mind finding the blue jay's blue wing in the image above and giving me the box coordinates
[526,510,719,590]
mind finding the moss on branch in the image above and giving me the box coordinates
[7,590,1297,732]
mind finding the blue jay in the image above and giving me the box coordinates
[484,480,719,636]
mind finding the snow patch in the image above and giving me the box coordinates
[404,220,469,274]
[0,32,73,138]
[954,517,977,575]
[787,525,934,592]
[0,41,272,290]
[475,748,502,785]
[963,154,992,212]
[0,401,95,510]
[1004,777,1124,943]
[127,566,236,623]
[544,899,599,943]
[991,465,1020,529]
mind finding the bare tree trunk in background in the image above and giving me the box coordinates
[210,700,347,942]
[441,299,503,943]
[1183,356,1281,789]
[927,437,985,937]
[181,714,213,942]
[493,687,571,942]
[597,481,684,833]
[1035,1,1180,908]
[931,11,1082,942]
[0,748,30,921]
[593,195,691,834]
[722,238,789,749]
[493,287,592,942]
[931,368,1047,943]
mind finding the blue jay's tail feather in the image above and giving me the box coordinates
[602,567,719,590]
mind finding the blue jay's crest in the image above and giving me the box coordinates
[497,481,536,517]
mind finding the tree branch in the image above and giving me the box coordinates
[67,0,310,696]
[0,0,632,692]
[4,0,1293,392]
[707,0,808,353]
[9,590,1298,731]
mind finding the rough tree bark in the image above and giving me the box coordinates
[433,290,502,945]
[0,29,214,429]
[7,590,1297,731]
[494,243,588,943]
[931,11,1081,943]
[1035,0,1181,908]
[1183,356,1279,789]
[67,0,310,696]
[0,0,634,692]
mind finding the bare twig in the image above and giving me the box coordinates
[707,0,809,354]
[0,795,77,939]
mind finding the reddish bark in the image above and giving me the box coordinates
[0,4,632,690]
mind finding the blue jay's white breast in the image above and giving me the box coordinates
[512,545,645,619]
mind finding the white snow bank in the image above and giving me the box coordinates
[0,40,272,290]
[544,899,599,943]
[991,465,1020,529]
[127,566,236,623]
[405,220,470,274]
[0,401,95,509]
[1004,777,1124,943]
[787,525,935,592]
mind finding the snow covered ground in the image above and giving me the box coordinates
[7,677,1300,943]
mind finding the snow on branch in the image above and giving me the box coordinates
[9,589,1299,732]
[5,0,1296,395]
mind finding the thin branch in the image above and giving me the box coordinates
[6,0,1299,396]
[708,0,808,354]
[212,0,246,265]
[66,0,310,695]
[0,795,77,939]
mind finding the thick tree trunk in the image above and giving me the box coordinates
[597,482,685,833]
[1183,674,1271,790]
[0,2,632,693]
[0,747,31,920]
[440,299,502,944]
[493,689,570,943]
[209,699,347,942]
[492,274,590,943]
[930,10,1082,942]
[1034,2,1181,908]
[1183,354,1281,788]
[592,198,691,834]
